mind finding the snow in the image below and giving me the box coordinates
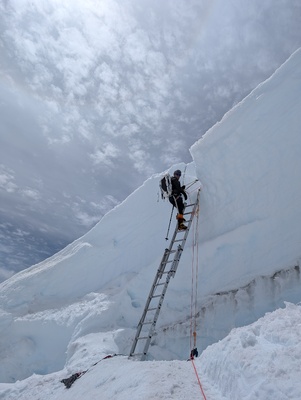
[0,48,301,399]
[0,304,300,399]
[199,303,301,400]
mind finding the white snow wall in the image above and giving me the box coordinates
[189,48,301,348]
[191,48,301,296]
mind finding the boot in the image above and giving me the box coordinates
[177,214,187,230]
[178,222,187,231]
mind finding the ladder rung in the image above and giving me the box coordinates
[137,336,150,340]
[147,307,157,311]
[155,282,165,286]
[142,321,153,325]
[152,294,162,298]
[161,259,174,266]
[161,260,173,266]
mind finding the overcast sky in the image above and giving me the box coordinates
[0,0,301,281]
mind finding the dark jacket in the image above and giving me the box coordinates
[170,176,186,199]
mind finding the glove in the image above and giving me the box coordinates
[181,185,186,190]
[183,192,187,200]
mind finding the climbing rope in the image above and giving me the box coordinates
[191,358,207,400]
[187,192,207,399]
[189,197,200,356]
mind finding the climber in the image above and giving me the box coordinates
[169,170,188,230]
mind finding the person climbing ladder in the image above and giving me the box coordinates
[168,170,188,230]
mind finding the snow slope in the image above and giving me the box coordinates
[0,48,300,399]
[0,304,300,400]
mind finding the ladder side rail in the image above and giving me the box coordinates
[130,248,174,356]
[169,191,200,276]
[140,273,172,360]
[170,244,183,276]
[130,289,161,356]
[131,272,169,359]
[157,248,171,278]
[129,315,146,356]
[165,198,195,254]
[140,248,173,320]
[130,277,165,356]
[181,190,200,244]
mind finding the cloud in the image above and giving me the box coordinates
[73,210,101,227]
[90,143,120,167]
[0,165,17,193]
[21,188,41,201]
[129,148,149,173]
[0,0,301,275]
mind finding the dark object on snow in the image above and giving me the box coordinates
[61,371,87,388]
[190,347,199,359]
[61,354,116,389]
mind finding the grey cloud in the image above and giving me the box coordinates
[0,0,301,275]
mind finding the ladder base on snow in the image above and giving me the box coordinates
[129,190,200,361]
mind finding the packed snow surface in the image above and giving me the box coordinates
[0,304,300,399]
[0,48,300,399]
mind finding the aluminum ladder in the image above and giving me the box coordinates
[129,189,200,361]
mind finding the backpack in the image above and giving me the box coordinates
[160,174,173,199]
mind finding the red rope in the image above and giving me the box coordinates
[188,194,206,399]
[191,358,207,400]
[189,199,199,352]
[190,218,195,350]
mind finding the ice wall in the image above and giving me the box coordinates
[191,48,301,297]
[146,263,301,359]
